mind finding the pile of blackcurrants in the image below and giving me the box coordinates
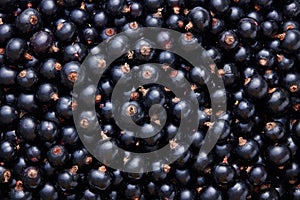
[1,0,300,199]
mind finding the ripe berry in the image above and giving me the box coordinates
[238,17,259,39]
[0,66,17,86]
[18,116,38,142]
[5,38,28,64]
[55,19,77,43]
[265,144,291,167]
[37,120,58,142]
[198,185,222,200]
[228,181,249,200]
[69,8,89,26]
[262,121,286,143]
[188,6,211,31]
[36,83,59,104]
[235,137,259,163]
[9,181,32,199]
[39,182,58,200]
[61,61,81,89]
[247,164,267,186]
[22,166,42,190]
[16,68,39,90]
[93,10,108,28]
[0,24,15,46]
[0,104,18,129]
[219,30,239,50]
[56,166,79,194]
[39,58,62,80]
[213,157,235,185]
[281,29,300,52]
[158,184,176,200]
[47,144,69,167]
[39,0,58,17]
[63,42,87,62]
[30,31,54,56]
[16,8,42,34]
[88,166,112,191]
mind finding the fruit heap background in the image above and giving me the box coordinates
[1,0,300,199]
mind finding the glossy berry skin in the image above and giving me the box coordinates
[0,24,15,46]
[39,58,61,80]
[47,145,69,167]
[39,0,58,17]
[209,0,230,14]
[144,14,163,27]
[256,48,275,67]
[257,188,279,200]
[265,144,291,167]
[247,164,267,186]
[281,29,300,52]
[55,20,77,43]
[22,166,42,190]
[36,83,59,104]
[60,125,79,148]
[63,42,87,62]
[188,7,211,31]
[166,14,185,31]
[61,61,81,89]
[178,189,195,200]
[0,105,18,129]
[225,8,243,25]
[277,54,294,71]
[0,140,16,162]
[283,73,300,94]
[198,185,222,200]
[262,122,285,143]
[17,68,39,91]
[235,138,259,163]
[88,166,112,191]
[238,18,259,39]
[17,93,38,113]
[158,184,175,200]
[266,87,290,115]
[80,27,99,45]
[69,8,89,26]
[37,120,58,142]
[25,144,43,164]
[56,96,73,120]
[39,182,58,200]
[30,31,54,56]
[5,38,27,64]
[71,148,92,168]
[134,39,155,62]
[105,0,124,16]
[244,74,268,100]
[9,181,32,199]
[228,181,249,200]
[219,30,239,50]
[56,167,79,193]
[93,10,108,28]
[16,8,42,34]
[283,1,300,18]
[261,20,278,38]
[124,184,141,199]
[18,116,38,142]
[213,161,236,184]
[0,66,17,86]
[263,70,280,87]
[233,99,255,121]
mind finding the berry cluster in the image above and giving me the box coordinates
[1,0,300,199]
